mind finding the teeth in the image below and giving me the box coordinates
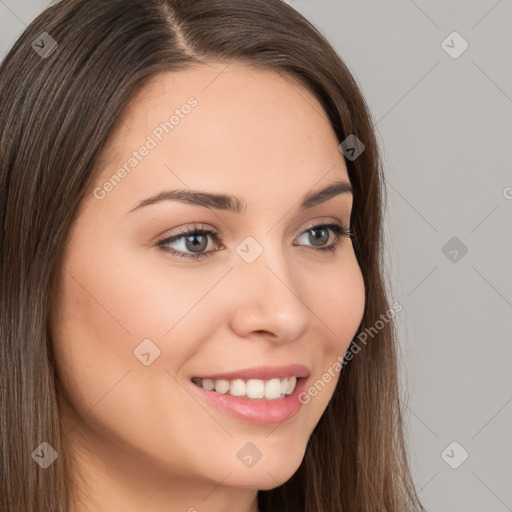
[246,379,264,398]
[286,376,296,395]
[214,379,230,394]
[230,379,246,396]
[192,376,298,400]
[265,378,282,400]
[280,377,288,396]
[202,378,215,391]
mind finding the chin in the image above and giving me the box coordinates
[221,439,306,491]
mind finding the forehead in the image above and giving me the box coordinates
[89,62,349,213]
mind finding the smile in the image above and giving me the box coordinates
[191,376,297,400]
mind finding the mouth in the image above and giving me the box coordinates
[188,364,310,425]
[191,375,299,400]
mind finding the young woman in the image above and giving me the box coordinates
[0,0,425,511]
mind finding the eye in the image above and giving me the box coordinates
[293,222,352,254]
[157,224,221,261]
[157,222,352,261]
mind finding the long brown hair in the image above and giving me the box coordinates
[0,1,425,510]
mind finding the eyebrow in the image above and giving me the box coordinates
[128,179,353,214]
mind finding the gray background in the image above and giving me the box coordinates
[1,1,511,511]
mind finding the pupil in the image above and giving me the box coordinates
[310,228,328,246]
[186,235,207,253]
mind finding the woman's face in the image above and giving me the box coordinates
[52,63,365,509]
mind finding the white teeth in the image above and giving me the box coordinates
[265,378,282,400]
[286,376,296,395]
[214,379,230,394]
[230,379,246,396]
[202,378,215,391]
[193,376,298,400]
[280,377,288,395]
[246,379,265,399]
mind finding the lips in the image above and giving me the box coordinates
[191,364,310,381]
[188,364,311,424]
[189,373,309,424]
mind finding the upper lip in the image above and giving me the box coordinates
[193,364,310,381]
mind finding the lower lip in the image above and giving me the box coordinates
[189,377,308,425]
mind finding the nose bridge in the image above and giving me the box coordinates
[228,232,310,341]
[235,231,292,293]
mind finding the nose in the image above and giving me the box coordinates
[227,240,310,344]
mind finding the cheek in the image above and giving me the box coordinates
[310,254,366,354]
[56,242,203,348]
[51,252,207,466]
[51,244,217,415]
[51,265,136,418]
[272,252,364,427]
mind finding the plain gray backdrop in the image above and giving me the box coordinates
[1,1,511,511]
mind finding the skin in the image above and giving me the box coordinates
[51,62,366,512]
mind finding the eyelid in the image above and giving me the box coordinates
[160,223,217,240]
[157,217,349,244]
[299,217,347,233]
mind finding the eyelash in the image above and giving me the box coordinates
[157,222,353,261]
